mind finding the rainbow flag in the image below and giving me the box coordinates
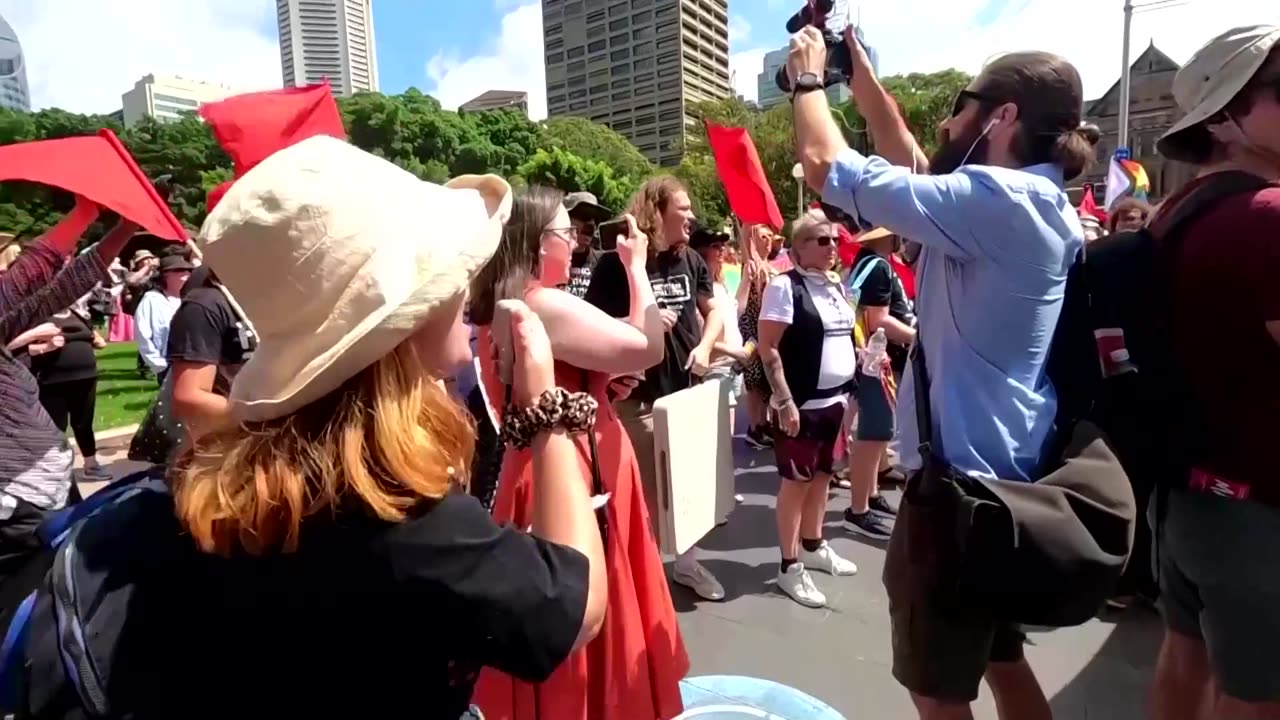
[1103,152,1151,211]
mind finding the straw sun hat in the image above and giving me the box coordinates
[199,135,512,422]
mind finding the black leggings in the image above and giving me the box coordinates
[39,377,98,457]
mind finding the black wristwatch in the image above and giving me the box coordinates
[791,72,823,99]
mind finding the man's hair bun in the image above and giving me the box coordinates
[1075,123,1102,146]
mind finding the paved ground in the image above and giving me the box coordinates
[78,426,1162,719]
[671,436,1162,719]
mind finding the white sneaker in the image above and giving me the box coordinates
[777,563,826,608]
[798,540,858,576]
[672,558,725,601]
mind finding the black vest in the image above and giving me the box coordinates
[777,270,853,406]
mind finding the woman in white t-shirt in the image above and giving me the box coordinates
[756,208,859,609]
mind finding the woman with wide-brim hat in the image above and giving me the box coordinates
[82,136,608,719]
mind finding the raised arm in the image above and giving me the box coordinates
[844,27,931,173]
[549,215,665,373]
[530,288,664,375]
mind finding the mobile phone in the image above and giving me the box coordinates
[491,299,519,385]
[597,218,628,251]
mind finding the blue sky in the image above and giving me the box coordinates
[4,0,1276,116]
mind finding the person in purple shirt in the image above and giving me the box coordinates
[788,25,1099,720]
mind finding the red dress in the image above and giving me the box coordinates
[471,325,689,720]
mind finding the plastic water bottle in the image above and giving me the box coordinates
[862,328,887,376]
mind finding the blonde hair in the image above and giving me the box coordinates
[627,176,687,250]
[791,208,833,241]
[172,340,476,557]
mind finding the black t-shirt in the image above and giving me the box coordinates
[566,248,602,299]
[584,246,712,403]
[165,285,256,396]
[32,310,98,385]
[112,490,589,719]
[850,247,915,370]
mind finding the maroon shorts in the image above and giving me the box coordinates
[773,401,846,482]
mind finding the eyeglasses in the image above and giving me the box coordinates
[542,226,579,242]
[804,235,836,247]
[951,89,998,118]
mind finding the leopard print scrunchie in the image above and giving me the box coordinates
[501,388,598,449]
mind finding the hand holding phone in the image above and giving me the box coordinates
[597,218,628,252]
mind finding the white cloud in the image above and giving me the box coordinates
[731,49,769,102]
[729,15,752,44]
[426,3,548,120]
[0,0,281,113]
[852,0,1279,101]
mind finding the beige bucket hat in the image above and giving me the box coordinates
[1158,24,1280,162]
[199,135,512,422]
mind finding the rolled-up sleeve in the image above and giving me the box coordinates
[822,148,989,261]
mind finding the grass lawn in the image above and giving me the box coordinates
[94,342,157,430]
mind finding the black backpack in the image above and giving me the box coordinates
[0,470,180,719]
[1049,171,1274,506]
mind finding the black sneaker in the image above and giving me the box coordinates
[868,494,898,519]
[843,508,892,541]
[878,467,908,486]
[745,426,774,450]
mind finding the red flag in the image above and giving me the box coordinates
[704,121,784,231]
[1078,183,1106,223]
[199,84,346,178]
[0,129,187,241]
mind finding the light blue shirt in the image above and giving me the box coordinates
[823,149,1082,481]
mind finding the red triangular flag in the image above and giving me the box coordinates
[0,129,187,241]
[704,121,785,231]
[1078,183,1106,223]
[199,84,347,178]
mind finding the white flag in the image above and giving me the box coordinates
[1104,156,1132,212]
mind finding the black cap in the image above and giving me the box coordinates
[158,254,195,274]
[563,192,613,222]
[689,224,730,249]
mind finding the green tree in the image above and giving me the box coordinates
[540,117,654,183]
[517,147,635,213]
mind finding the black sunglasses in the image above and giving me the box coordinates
[951,89,999,118]
[807,235,836,247]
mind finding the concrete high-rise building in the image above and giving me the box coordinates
[756,26,879,110]
[0,12,31,112]
[543,0,731,168]
[276,0,379,96]
[121,74,237,127]
[461,90,530,117]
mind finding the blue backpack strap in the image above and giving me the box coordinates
[37,469,163,548]
[848,255,888,294]
[0,592,37,711]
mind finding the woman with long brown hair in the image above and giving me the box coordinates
[39,138,609,720]
[469,185,688,720]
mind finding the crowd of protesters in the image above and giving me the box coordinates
[0,17,1271,720]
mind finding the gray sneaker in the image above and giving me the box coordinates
[843,508,892,541]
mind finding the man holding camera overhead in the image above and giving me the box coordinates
[788,17,1099,720]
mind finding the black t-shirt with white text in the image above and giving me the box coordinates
[566,248,602,299]
[584,246,713,403]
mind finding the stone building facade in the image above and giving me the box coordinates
[1079,42,1198,203]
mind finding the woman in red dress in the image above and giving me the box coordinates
[469,186,689,720]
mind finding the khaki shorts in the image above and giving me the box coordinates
[616,398,659,538]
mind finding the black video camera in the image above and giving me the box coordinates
[775,0,854,94]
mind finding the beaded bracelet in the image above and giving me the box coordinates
[501,388,598,450]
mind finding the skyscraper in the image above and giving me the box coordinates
[756,26,879,110]
[543,0,732,168]
[276,0,379,96]
[0,12,31,112]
